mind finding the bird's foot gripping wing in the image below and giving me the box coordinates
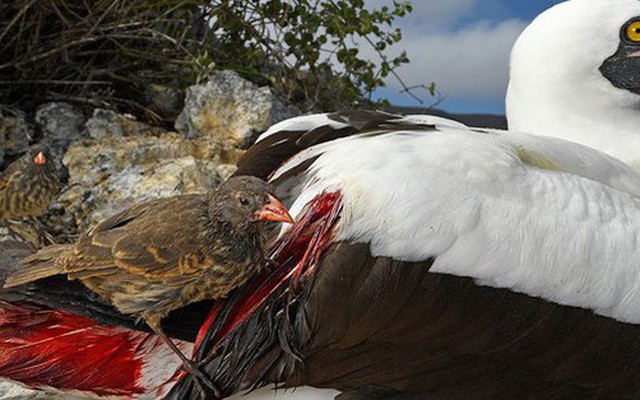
[168,190,343,399]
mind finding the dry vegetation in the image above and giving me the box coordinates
[0,0,207,120]
[0,0,413,118]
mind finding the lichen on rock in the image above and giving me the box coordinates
[175,70,299,146]
[57,130,239,232]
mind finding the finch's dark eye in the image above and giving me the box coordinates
[240,197,250,206]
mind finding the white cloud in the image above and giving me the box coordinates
[361,1,528,104]
[392,19,527,98]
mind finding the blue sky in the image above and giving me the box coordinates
[368,0,564,114]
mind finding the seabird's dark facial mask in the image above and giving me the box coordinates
[600,17,640,94]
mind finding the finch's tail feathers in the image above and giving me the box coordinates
[3,244,69,288]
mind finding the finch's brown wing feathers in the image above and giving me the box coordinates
[71,194,215,282]
[112,196,214,280]
[87,195,168,239]
[67,196,167,278]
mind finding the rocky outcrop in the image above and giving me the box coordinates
[85,109,165,140]
[58,131,238,230]
[1,71,295,243]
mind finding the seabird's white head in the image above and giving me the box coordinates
[506,0,640,165]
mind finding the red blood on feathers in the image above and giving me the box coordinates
[0,299,186,397]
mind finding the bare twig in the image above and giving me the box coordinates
[0,36,101,70]
[427,90,446,109]
[0,0,38,44]
[85,0,120,38]
[399,84,445,108]
[49,1,73,29]
[43,92,111,108]
[361,34,423,104]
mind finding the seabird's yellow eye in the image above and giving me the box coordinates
[626,21,640,42]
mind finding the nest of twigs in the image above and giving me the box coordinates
[0,0,210,121]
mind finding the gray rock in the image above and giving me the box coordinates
[0,108,32,159]
[86,109,165,140]
[35,103,85,149]
[85,109,125,139]
[176,70,299,146]
[88,156,219,224]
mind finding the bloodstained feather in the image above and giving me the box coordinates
[0,300,146,396]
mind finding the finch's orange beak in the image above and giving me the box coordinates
[33,152,46,165]
[255,194,294,224]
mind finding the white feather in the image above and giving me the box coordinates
[138,337,192,398]
[256,113,347,143]
[396,114,467,129]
